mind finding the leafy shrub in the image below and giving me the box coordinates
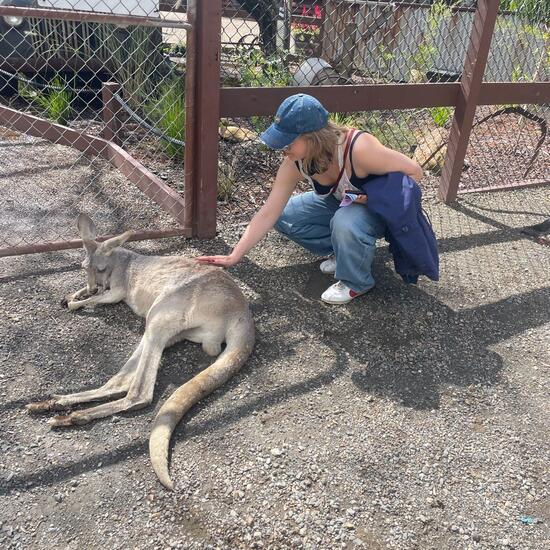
[429,107,452,127]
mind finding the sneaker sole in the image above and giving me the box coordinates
[320,287,373,305]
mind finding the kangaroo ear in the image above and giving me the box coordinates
[77,213,98,241]
[99,231,132,256]
[82,239,98,255]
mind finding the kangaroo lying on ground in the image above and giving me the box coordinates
[27,214,255,489]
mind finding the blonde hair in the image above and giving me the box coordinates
[301,121,348,176]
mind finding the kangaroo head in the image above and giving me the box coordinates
[77,213,132,294]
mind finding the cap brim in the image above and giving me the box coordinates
[259,124,300,150]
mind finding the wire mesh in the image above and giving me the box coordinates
[0,1,189,253]
[457,0,550,191]
[216,1,438,222]
[214,0,548,225]
[0,1,547,253]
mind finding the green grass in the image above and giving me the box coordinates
[19,77,73,125]
[429,107,452,127]
[144,78,185,160]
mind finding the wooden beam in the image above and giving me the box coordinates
[0,6,191,29]
[184,0,222,239]
[220,83,461,117]
[438,0,500,203]
[219,81,549,118]
[478,82,550,105]
[458,179,549,195]
[0,229,190,258]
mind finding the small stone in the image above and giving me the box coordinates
[270,448,283,457]
[343,522,355,530]
[472,533,481,542]
[418,515,430,524]
[54,493,63,503]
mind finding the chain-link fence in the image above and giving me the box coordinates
[0,1,193,255]
[214,0,548,223]
[0,1,548,253]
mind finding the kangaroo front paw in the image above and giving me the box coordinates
[26,399,67,414]
[67,300,84,311]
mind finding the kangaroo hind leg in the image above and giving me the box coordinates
[27,342,144,413]
[48,303,184,426]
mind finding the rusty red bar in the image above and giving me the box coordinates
[438,0,500,204]
[457,179,549,195]
[183,1,198,235]
[187,0,222,239]
[220,82,549,119]
[0,229,191,258]
[220,84,461,117]
[478,82,550,105]
[0,6,192,29]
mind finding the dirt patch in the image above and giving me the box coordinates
[1,183,549,549]
[1,100,549,549]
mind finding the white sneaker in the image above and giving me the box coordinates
[320,256,336,274]
[321,281,369,304]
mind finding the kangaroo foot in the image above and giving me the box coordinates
[26,399,68,414]
[48,412,89,427]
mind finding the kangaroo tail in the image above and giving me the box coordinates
[149,312,255,490]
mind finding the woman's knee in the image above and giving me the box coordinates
[274,215,291,236]
[330,208,381,244]
[274,201,298,236]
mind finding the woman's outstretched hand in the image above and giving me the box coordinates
[196,254,239,268]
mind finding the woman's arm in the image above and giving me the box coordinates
[353,133,424,182]
[196,158,302,266]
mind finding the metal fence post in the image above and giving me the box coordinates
[101,82,122,145]
[183,0,222,238]
[438,0,500,203]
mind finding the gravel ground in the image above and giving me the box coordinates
[1,129,549,550]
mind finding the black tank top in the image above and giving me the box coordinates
[295,131,369,195]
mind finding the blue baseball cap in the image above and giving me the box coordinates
[260,93,329,150]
